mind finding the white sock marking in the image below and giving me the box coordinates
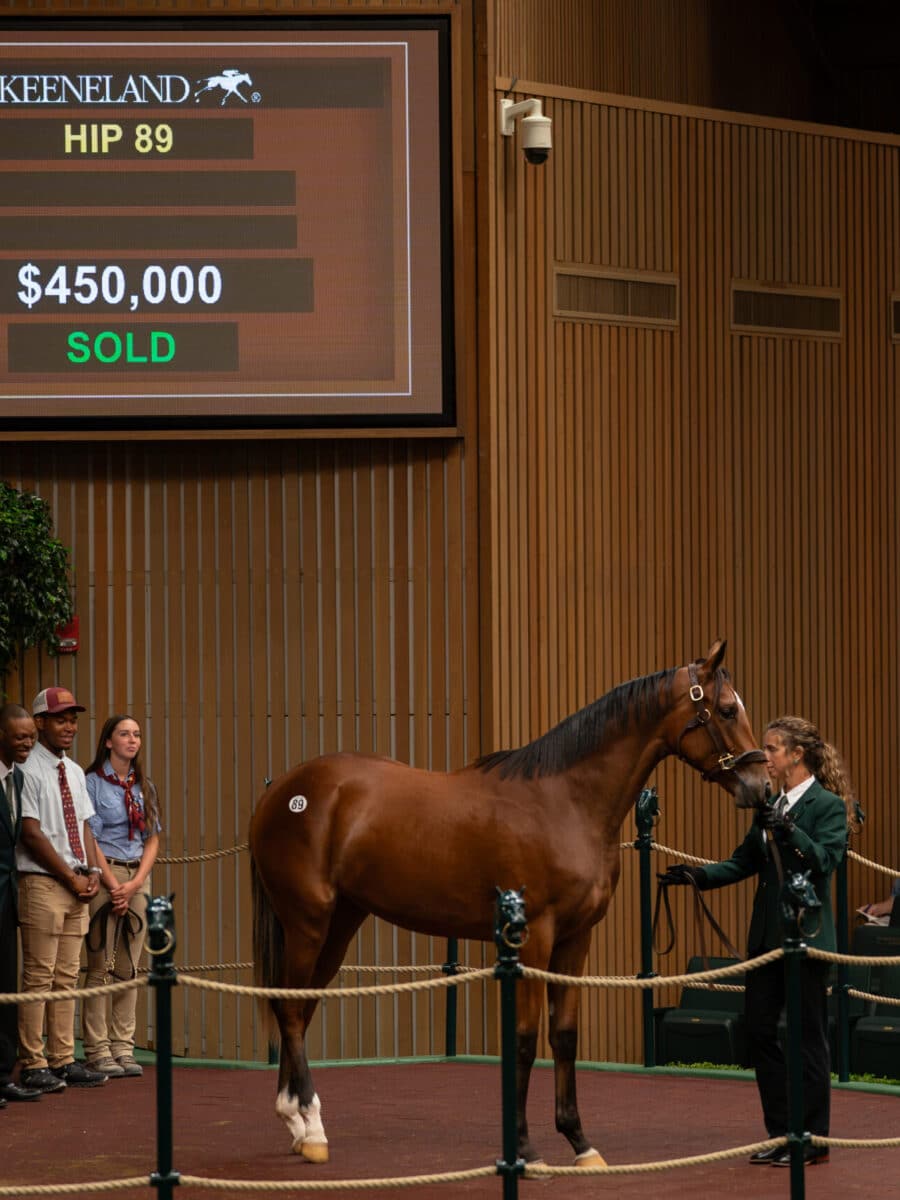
[275,1086,307,1147]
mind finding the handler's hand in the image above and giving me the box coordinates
[756,807,795,837]
[657,864,703,887]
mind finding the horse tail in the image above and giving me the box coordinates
[251,851,284,1032]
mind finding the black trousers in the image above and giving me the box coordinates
[0,898,18,1084]
[745,955,831,1137]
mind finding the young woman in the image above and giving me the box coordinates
[660,715,852,1168]
[82,715,161,1079]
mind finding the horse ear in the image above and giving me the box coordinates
[700,638,727,676]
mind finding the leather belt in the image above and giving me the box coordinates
[107,857,141,868]
[19,867,91,877]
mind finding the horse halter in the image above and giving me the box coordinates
[675,662,767,783]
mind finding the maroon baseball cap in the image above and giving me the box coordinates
[32,687,86,716]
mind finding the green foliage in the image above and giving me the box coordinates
[0,481,74,685]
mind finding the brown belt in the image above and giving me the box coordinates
[19,867,91,877]
[107,858,141,868]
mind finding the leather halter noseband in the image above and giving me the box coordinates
[675,662,767,783]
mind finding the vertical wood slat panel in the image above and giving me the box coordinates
[491,78,900,1063]
[5,433,475,1063]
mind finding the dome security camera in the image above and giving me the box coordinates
[499,97,553,166]
[520,113,552,165]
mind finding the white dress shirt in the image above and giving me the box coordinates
[18,740,94,873]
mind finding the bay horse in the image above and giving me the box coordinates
[249,639,768,1166]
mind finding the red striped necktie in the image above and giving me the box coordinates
[58,760,84,860]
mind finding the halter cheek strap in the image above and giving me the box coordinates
[675,662,767,783]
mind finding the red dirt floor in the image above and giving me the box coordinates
[1,1062,897,1199]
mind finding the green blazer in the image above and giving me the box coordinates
[699,779,847,954]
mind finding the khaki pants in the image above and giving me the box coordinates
[82,863,150,1061]
[17,874,89,1071]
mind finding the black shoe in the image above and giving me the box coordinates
[19,1068,66,1094]
[771,1144,829,1167]
[749,1144,786,1165]
[0,1082,42,1102]
[51,1062,107,1088]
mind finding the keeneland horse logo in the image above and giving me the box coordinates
[194,69,254,106]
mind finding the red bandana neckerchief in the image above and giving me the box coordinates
[103,766,146,841]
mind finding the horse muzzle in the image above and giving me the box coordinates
[701,749,768,807]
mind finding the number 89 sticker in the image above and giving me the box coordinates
[289,795,308,813]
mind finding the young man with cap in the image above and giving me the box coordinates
[0,703,42,1105]
[17,687,106,1091]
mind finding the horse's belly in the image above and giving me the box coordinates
[343,874,497,941]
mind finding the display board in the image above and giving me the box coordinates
[0,21,454,430]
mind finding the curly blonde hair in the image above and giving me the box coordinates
[766,715,854,819]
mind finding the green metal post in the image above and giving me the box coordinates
[147,896,180,1199]
[781,876,811,1200]
[443,937,460,1058]
[494,889,526,1200]
[636,788,659,1068]
[835,842,850,1082]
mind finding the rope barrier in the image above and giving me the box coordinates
[619,840,714,865]
[814,1134,900,1149]
[133,961,473,977]
[0,944,892,1007]
[0,1180,150,1196]
[846,987,900,1007]
[178,967,494,1000]
[809,947,900,968]
[0,977,145,1005]
[176,1166,498,1190]
[157,842,248,865]
[525,1137,787,1176]
[336,963,483,975]
[139,960,253,975]
[847,849,900,878]
[521,949,783,990]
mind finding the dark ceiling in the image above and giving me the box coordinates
[788,0,900,134]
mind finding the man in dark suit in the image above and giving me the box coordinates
[661,715,850,1168]
[0,703,43,1104]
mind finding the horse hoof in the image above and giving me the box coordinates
[300,1141,330,1164]
[574,1149,606,1168]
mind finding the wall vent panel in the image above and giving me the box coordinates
[555,266,679,327]
[732,283,842,338]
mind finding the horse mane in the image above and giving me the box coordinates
[475,664,731,781]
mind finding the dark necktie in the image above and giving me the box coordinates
[4,774,15,825]
[58,760,84,860]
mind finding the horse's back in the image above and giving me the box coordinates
[249,752,426,874]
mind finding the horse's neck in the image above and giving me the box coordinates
[574,728,669,829]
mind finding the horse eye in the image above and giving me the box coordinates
[719,705,738,721]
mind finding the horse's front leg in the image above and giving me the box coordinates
[548,933,607,1168]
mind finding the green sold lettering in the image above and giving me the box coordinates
[66,330,176,364]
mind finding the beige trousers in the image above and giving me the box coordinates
[81,862,150,1061]
[17,873,90,1070]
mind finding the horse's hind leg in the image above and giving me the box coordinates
[274,898,367,1162]
[548,933,607,1168]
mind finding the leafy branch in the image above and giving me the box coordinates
[0,481,74,687]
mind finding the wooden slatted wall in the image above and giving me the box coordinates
[487,75,900,1062]
[3,438,485,1060]
[494,0,813,123]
